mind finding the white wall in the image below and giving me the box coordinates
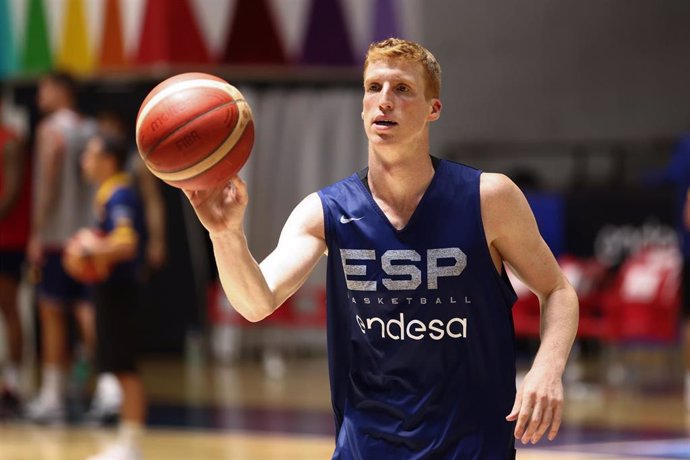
[424,0,690,151]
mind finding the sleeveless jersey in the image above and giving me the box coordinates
[318,159,518,460]
[34,109,96,248]
[0,127,31,249]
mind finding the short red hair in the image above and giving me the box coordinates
[364,38,442,99]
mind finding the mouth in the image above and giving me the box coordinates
[373,119,398,127]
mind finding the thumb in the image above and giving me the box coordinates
[506,389,522,421]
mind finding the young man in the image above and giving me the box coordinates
[75,132,146,460]
[26,72,97,422]
[186,39,579,459]
[0,98,29,416]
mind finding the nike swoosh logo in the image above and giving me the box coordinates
[340,215,365,224]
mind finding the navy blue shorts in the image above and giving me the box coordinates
[38,251,90,304]
[0,250,25,280]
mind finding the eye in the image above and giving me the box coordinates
[396,84,410,93]
[366,83,381,92]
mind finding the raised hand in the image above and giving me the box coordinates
[183,176,249,235]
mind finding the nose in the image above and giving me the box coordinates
[378,85,393,111]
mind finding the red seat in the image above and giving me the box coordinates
[600,246,681,343]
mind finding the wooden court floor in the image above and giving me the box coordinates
[1,356,689,459]
[0,425,679,460]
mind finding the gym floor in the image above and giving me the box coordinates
[1,353,689,460]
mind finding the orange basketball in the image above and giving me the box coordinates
[62,229,112,284]
[135,72,255,190]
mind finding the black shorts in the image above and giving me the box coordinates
[39,251,90,303]
[0,250,25,280]
[94,280,141,374]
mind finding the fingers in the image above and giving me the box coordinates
[511,391,563,445]
[232,175,247,190]
[183,177,242,202]
[548,400,563,441]
[531,403,554,444]
[230,175,249,204]
[522,396,542,444]
[512,392,534,442]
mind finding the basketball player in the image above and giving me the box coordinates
[76,131,146,460]
[644,131,690,409]
[185,39,579,458]
[96,111,167,271]
[25,72,97,422]
[0,98,29,416]
[84,111,167,425]
[660,133,690,409]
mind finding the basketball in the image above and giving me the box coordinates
[135,72,255,190]
[62,229,112,283]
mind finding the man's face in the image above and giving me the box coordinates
[81,137,106,183]
[37,79,59,114]
[362,59,441,147]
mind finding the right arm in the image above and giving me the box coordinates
[28,124,64,263]
[185,177,326,322]
[134,157,167,268]
[0,135,24,219]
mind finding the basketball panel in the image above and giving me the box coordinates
[164,121,255,190]
[137,86,236,157]
[137,72,231,120]
[146,103,241,172]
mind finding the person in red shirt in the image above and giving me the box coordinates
[0,96,30,416]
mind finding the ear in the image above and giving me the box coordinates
[428,99,442,122]
[361,111,365,120]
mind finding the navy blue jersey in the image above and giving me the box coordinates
[95,173,145,282]
[318,159,518,460]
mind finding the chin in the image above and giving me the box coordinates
[367,131,394,142]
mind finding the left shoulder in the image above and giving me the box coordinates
[109,185,138,207]
[479,173,534,242]
[480,172,524,206]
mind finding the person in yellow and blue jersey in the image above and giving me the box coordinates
[73,131,147,460]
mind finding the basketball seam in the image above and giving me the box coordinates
[136,78,246,140]
[169,124,253,185]
[150,104,252,182]
[140,99,243,161]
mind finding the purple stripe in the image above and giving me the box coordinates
[373,0,400,42]
[301,0,355,66]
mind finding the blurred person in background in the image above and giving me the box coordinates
[668,132,690,411]
[70,131,147,460]
[644,130,690,409]
[185,38,579,458]
[96,111,166,272]
[25,72,98,423]
[0,93,29,417]
[83,111,166,425]
[682,175,690,410]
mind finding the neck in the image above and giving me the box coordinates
[97,168,123,186]
[56,100,75,112]
[367,146,434,211]
[48,105,74,116]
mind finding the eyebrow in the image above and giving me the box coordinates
[364,75,417,86]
